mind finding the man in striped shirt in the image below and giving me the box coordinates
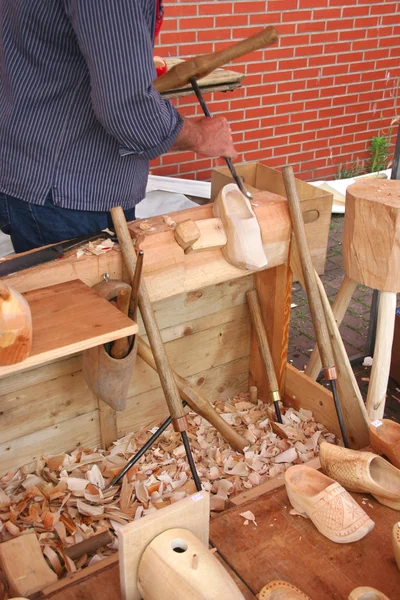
[0,1,236,253]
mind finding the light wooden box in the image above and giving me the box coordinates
[211,162,333,274]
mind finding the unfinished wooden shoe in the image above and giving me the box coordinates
[348,587,391,600]
[369,419,400,469]
[392,521,400,571]
[285,465,374,543]
[320,441,400,510]
[213,183,268,271]
[258,580,311,599]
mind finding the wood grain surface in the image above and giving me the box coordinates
[210,486,400,599]
[0,280,137,377]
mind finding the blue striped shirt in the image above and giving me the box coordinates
[0,1,183,211]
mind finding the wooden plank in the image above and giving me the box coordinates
[210,487,399,599]
[0,353,81,395]
[0,370,96,445]
[0,280,137,377]
[284,363,342,439]
[0,411,100,475]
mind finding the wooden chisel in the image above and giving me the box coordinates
[154,26,278,93]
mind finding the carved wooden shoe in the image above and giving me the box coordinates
[320,441,400,510]
[348,587,391,600]
[213,183,268,271]
[258,580,311,599]
[392,521,400,571]
[369,419,400,469]
[285,465,374,543]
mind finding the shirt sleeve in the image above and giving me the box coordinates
[64,0,183,160]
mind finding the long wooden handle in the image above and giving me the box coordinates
[247,290,279,395]
[111,288,132,359]
[305,275,358,379]
[366,291,397,421]
[110,207,186,425]
[138,337,247,452]
[154,26,278,92]
[282,166,336,375]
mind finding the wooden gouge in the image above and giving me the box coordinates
[153,26,278,93]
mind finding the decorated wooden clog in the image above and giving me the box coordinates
[258,580,311,599]
[369,419,400,469]
[320,441,400,510]
[285,465,374,543]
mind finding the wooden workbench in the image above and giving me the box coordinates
[34,478,399,599]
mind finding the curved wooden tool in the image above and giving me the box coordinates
[213,183,268,270]
[343,179,400,421]
[138,528,245,600]
[283,166,349,448]
[154,26,278,93]
[247,289,282,423]
[0,281,32,366]
[305,274,358,380]
[138,337,247,452]
[290,243,370,448]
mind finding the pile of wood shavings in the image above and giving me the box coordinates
[0,394,335,577]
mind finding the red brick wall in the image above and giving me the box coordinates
[152,0,400,182]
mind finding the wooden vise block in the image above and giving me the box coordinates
[0,533,57,597]
[343,178,400,421]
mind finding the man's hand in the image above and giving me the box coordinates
[172,116,237,159]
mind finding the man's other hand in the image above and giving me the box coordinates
[172,116,237,159]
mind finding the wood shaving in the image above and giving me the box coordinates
[0,394,335,580]
[76,238,115,256]
[239,510,257,527]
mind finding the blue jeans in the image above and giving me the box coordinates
[0,192,135,253]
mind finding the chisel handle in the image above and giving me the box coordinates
[154,26,278,92]
[282,166,336,379]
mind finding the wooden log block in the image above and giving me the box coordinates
[343,179,400,293]
[0,533,57,596]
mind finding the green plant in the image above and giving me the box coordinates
[335,163,364,179]
[368,135,390,173]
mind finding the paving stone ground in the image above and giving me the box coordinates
[288,214,400,424]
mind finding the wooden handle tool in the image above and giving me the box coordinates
[154,26,278,92]
[111,207,201,490]
[282,166,350,447]
[247,289,283,423]
[138,337,247,452]
[110,288,132,359]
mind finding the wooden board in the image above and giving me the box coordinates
[0,280,137,377]
[210,487,400,599]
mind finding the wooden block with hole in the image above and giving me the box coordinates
[118,492,210,600]
[0,533,57,596]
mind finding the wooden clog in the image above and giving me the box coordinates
[392,521,400,571]
[0,282,32,366]
[320,441,400,510]
[285,465,374,543]
[348,587,391,600]
[369,419,400,469]
[213,183,268,271]
[258,580,311,599]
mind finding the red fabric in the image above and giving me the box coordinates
[155,0,164,38]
